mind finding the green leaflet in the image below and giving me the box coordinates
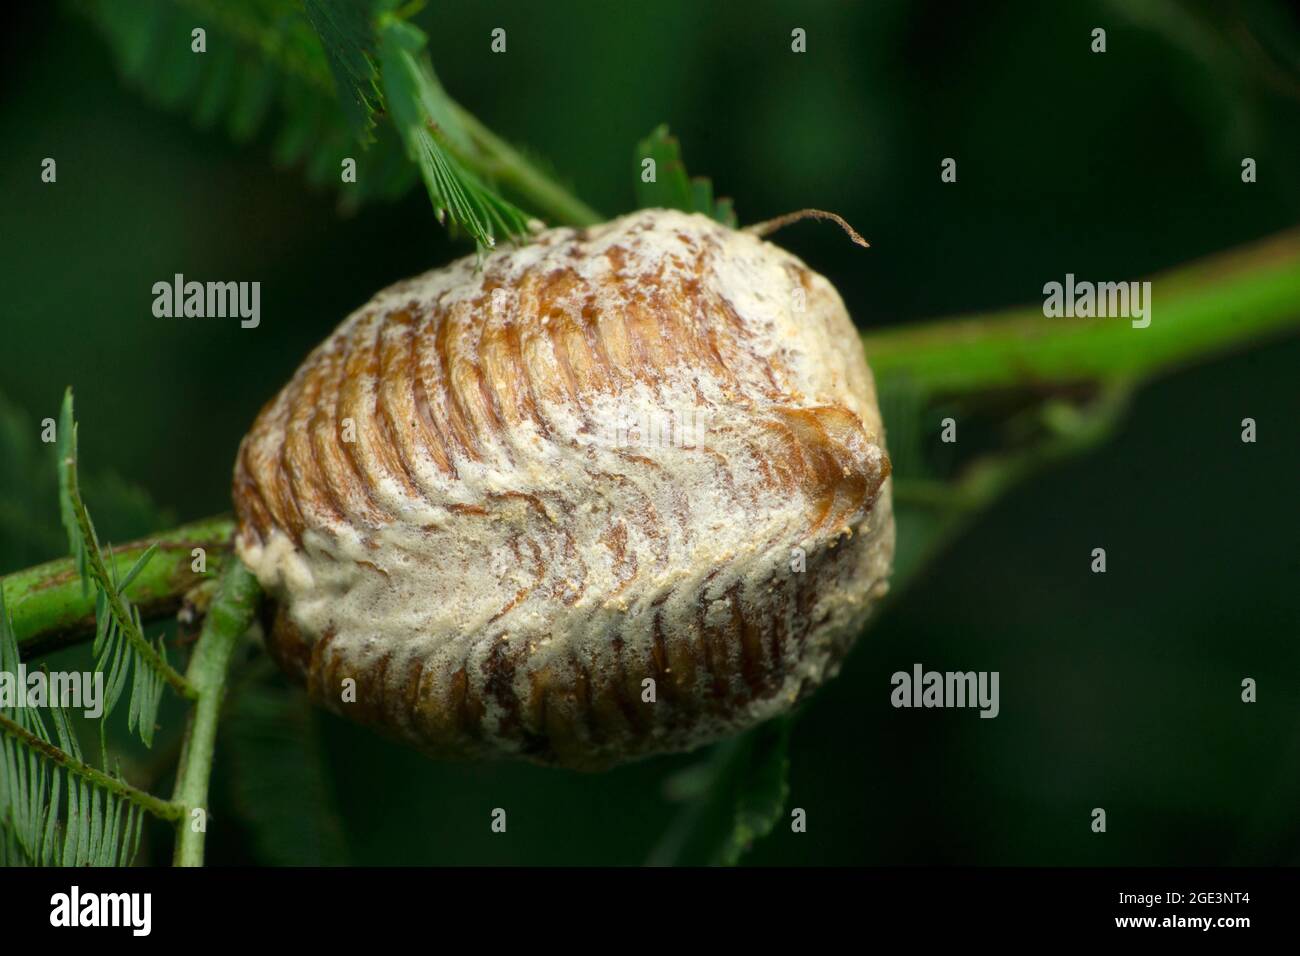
[634,125,737,227]
[301,0,384,143]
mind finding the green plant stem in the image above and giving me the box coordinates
[0,713,183,821]
[449,102,602,227]
[863,228,1300,396]
[170,559,261,867]
[3,515,234,660]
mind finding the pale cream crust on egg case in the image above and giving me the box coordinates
[233,208,894,769]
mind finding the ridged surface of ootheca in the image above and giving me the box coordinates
[233,209,894,769]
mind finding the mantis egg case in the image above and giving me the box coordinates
[233,208,893,770]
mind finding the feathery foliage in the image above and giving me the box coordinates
[0,388,215,867]
[56,389,191,746]
[77,0,416,212]
[0,588,149,867]
[376,16,533,250]
[78,0,544,248]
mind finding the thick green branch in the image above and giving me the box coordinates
[863,228,1300,396]
[0,713,183,822]
[3,516,234,660]
[170,559,262,867]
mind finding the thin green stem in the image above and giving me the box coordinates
[889,382,1134,590]
[895,383,1134,510]
[3,515,234,659]
[863,228,1300,397]
[170,559,262,867]
[0,713,183,821]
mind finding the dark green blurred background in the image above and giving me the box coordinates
[2,0,1299,864]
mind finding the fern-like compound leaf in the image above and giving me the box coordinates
[78,0,415,212]
[55,389,184,746]
[0,588,147,867]
[79,0,537,248]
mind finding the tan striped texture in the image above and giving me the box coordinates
[233,209,893,769]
